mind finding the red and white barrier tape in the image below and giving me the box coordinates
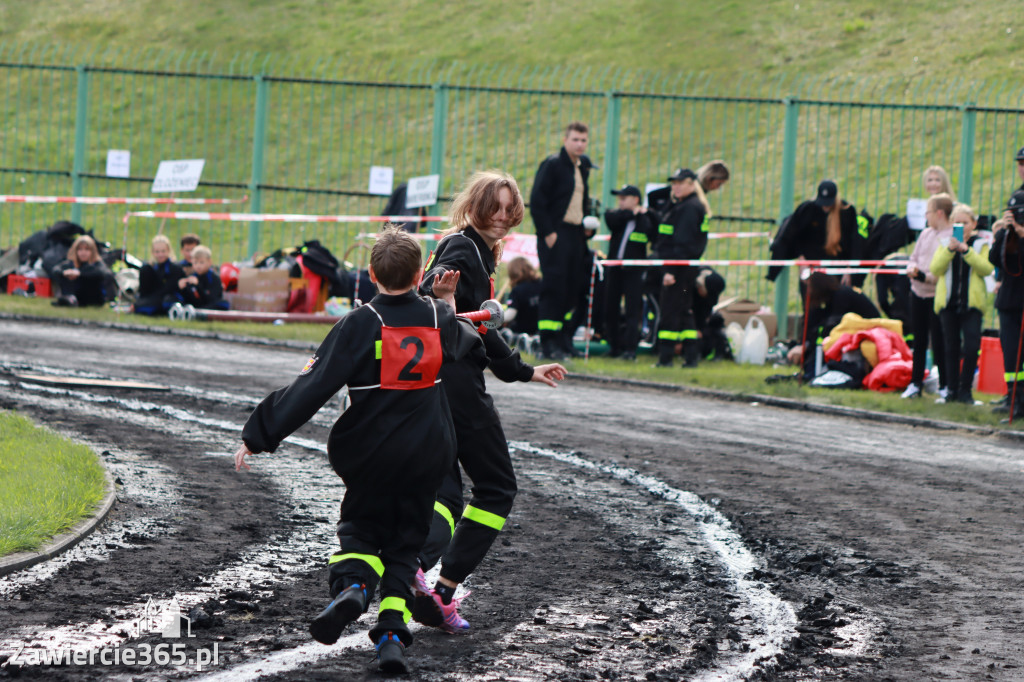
[592,231,770,241]
[126,211,446,222]
[598,258,891,267]
[1,194,247,205]
[813,268,906,275]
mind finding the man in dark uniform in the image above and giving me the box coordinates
[234,227,481,674]
[530,121,595,359]
[603,184,652,359]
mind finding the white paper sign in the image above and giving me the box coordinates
[405,174,440,209]
[152,159,205,193]
[106,150,131,178]
[368,166,394,196]
[906,198,927,230]
[644,182,668,207]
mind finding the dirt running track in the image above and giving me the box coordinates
[1,318,1023,682]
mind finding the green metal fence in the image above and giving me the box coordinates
[2,46,1023,321]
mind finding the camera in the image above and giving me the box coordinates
[1012,206,1024,225]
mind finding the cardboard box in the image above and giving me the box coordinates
[7,274,52,298]
[714,296,778,340]
[226,268,290,312]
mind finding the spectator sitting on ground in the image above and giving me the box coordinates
[134,235,185,316]
[179,233,201,273]
[178,245,229,310]
[787,271,881,379]
[504,256,542,337]
[50,235,113,307]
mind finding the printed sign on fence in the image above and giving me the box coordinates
[152,159,205,193]
[500,233,539,268]
[405,174,440,209]
[368,166,394,196]
[106,150,131,178]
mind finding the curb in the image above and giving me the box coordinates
[4,311,1022,443]
[0,466,118,578]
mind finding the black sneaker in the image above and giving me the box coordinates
[309,583,366,644]
[375,631,409,674]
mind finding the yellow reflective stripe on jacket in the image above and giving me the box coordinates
[538,320,563,331]
[462,505,506,531]
[375,340,382,359]
[628,232,648,243]
[701,216,710,233]
[328,552,384,577]
[378,596,411,623]
[658,223,673,235]
[424,251,436,270]
[434,501,455,538]
[1005,371,1024,382]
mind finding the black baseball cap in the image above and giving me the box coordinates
[1007,190,1024,209]
[611,184,641,198]
[814,180,838,208]
[1015,146,1024,161]
[667,168,697,182]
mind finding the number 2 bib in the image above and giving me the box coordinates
[379,325,442,390]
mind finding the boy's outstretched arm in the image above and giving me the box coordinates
[234,442,253,471]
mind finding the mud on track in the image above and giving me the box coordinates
[1,319,1023,681]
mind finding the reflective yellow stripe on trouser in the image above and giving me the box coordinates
[434,501,455,538]
[462,505,506,531]
[328,552,385,577]
[658,330,697,342]
[538,320,563,331]
[379,596,412,623]
[1005,371,1024,382]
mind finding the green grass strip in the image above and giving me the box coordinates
[0,411,107,557]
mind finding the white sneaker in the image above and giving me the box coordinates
[934,395,947,404]
[901,384,922,399]
[938,387,951,400]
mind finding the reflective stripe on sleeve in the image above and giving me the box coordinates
[462,505,506,531]
[434,501,456,537]
[538,320,563,331]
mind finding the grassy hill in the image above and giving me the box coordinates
[1,0,1022,87]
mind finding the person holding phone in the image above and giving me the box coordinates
[930,201,993,405]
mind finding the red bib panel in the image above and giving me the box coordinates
[380,325,442,390]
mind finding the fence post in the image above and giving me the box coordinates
[248,74,269,258]
[429,83,449,216]
[71,65,90,225]
[600,90,621,223]
[773,97,799,336]
[958,103,976,205]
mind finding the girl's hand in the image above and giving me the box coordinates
[234,443,253,471]
[662,272,676,287]
[531,363,568,387]
[432,269,460,305]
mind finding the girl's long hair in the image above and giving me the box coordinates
[823,196,844,256]
[923,165,955,199]
[445,170,525,263]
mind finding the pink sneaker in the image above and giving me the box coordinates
[430,588,470,634]
[413,568,431,597]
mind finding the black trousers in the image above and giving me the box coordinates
[908,291,947,389]
[999,309,1024,409]
[537,223,588,346]
[939,307,982,400]
[604,266,645,355]
[657,265,697,364]
[54,272,107,306]
[421,417,517,585]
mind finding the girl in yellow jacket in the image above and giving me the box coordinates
[930,203,993,405]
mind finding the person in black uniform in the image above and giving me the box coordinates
[50,234,113,307]
[134,235,185,316]
[177,245,230,310]
[767,180,869,286]
[991,193,1024,420]
[234,227,480,673]
[504,256,542,337]
[414,170,567,633]
[603,184,653,359]
[530,121,595,359]
[651,168,710,368]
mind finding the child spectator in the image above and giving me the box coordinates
[235,227,479,674]
[179,233,201,273]
[901,193,953,399]
[134,235,185,316]
[504,256,542,337]
[50,235,113,307]
[989,193,1024,420]
[178,245,229,310]
[930,202,994,405]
